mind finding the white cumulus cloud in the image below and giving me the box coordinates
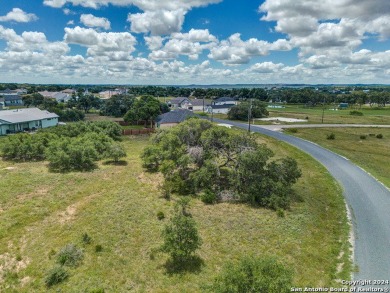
[80,14,111,30]
[0,8,38,23]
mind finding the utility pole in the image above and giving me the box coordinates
[248,98,252,133]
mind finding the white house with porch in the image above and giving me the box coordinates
[0,108,58,135]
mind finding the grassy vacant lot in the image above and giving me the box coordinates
[289,127,390,188]
[0,133,350,292]
[266,105,390,125]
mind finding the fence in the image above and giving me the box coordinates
[122,128,155,136]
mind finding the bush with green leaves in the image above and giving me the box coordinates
[227,100,268,121]
[1,132,57,161]
[210,256,293,293]
[201,189,218,204]
[46,137,99,172]
[376,133,383,139]
[56,244,84,267]
[45,266,69,287]
[360,135,367,139]
[104,143,127,163]
[142,119,301,209]
[350,110,363,116]
[326,133,335,140]
[161,199,202,262]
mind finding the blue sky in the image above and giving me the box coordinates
[0,0,389,84]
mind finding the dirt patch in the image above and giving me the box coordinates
[0,253,30,284]
[137,172,163,190]
[57,193,101,224]
[17,187,49,202]
[58,203,78,224]
[3,167,16,171]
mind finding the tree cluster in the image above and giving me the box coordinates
[124,96,169,127]
[142,119,301,209]
[227,100,269,121]
[1,121,126,172]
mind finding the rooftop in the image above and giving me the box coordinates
[156,109,198,124]
[0,108,58,124]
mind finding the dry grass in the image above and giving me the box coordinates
[0,134,350,292]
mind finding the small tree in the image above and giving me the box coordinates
[161,199,202,262]
[105,143,126,163]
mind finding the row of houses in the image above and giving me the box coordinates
[167,97,238,114]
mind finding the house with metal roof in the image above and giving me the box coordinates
[156,109,198,128]
[0,108,59,135]
[4,95,24,106]
[212,97,237,106]
[206,104,236,114]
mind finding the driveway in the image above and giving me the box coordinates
[214,118,390,286]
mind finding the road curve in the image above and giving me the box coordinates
[215,118,390,284]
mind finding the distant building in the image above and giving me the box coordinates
[38,91,72,103]
[0,108,58,135]
[156,109,198,128]
[212,97,238,106]
[206,104,235,114]
[339,103,349,109]
[3,95,24,106]
[167,97,192,109]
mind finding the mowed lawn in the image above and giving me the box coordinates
[0,134,350,292]
[290,127,390,188]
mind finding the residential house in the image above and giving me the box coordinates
[212,97,238,106]
[3,95,24,106]
[0,108,59,135]
[38,91,72,103]
[98,90,121,99]
[190,99,212,112]
[206,97,238,114]
[167,97,192,109]
[206,104,235,114]
[156,109,198,128]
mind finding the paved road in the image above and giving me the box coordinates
[215,118,390,285]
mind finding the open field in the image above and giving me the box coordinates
[265,105,390,125]
[0,133,350,292]
[288,127,390,188]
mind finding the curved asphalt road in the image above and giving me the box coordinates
[215,119,390,285]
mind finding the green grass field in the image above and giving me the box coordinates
[265,105,390,125]
[288,127,390,188]
[0,133,351,292]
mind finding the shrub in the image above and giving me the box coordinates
[104,143,127,162]
[161,200,202,262]
[376,134,383,139]
[95,245,103,253]
[82,233,92,245]
[200,190,218,204]
[286,128,298,133]
[369,133,376,137]
[56,244,84,267]
[210,256,293,293]
[360,135,367,140]
[45,266,69,287]
[46,137,99,172]
[350,110,363,116]
[157,211,165,220]
[276,208,285,218]
[326,133,335,140]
